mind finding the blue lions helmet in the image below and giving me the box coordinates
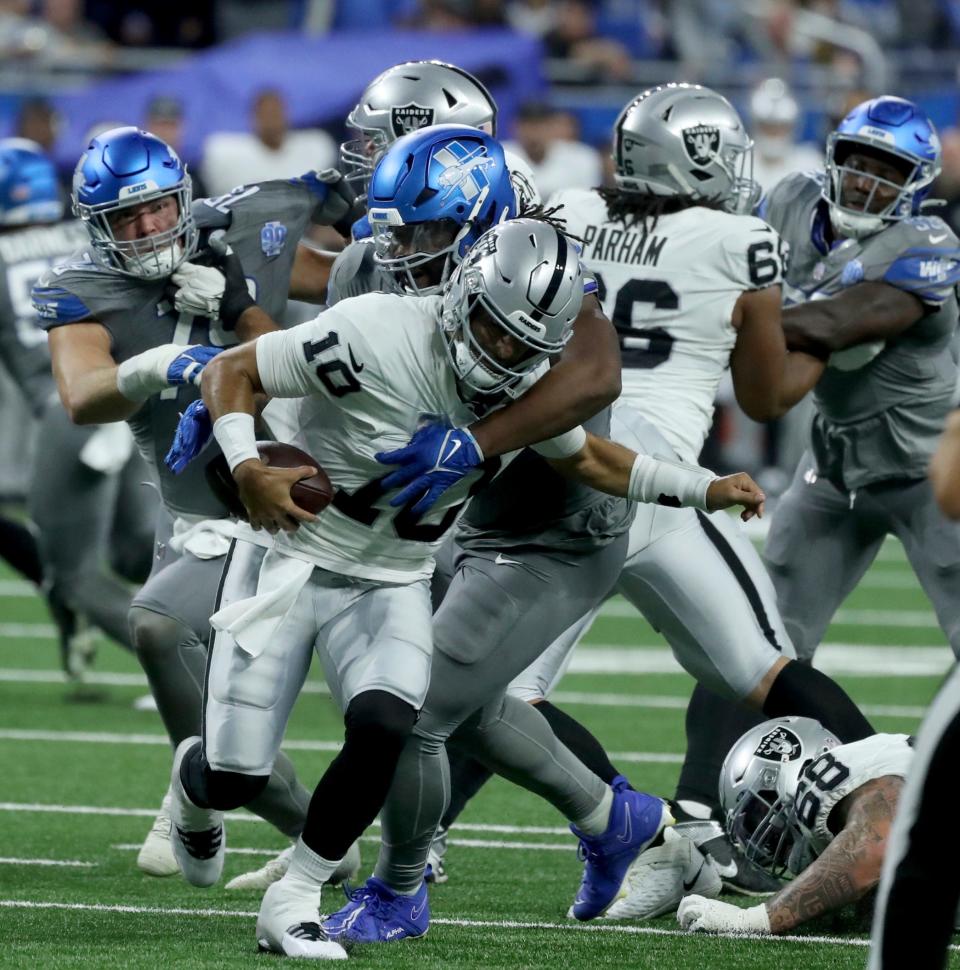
[71,126,197,279]
[366,124,517,295]
[824,96,942,239]
[0,138,63,226]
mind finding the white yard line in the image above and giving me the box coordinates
[0,728,683,765]
[0,669,931,717]
[0,857,96,868]
[0,897,921,950]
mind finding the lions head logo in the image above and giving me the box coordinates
[682,125,721,167]
[754,726,802,762]
[391,102,436,138]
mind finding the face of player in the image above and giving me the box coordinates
[107,194,179,243]
[387,219,459,289]
[469,303,535,370]
[839,151,907,214]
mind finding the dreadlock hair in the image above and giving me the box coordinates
[517,201,584,246]
[596,185,727,234]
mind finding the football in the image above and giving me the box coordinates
[204,441,334,519]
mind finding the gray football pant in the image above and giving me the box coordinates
[130,519,309,838]
[764,454,960,660]
[868,664,960,970]
[375,535,628,893]
[28,406,157,649]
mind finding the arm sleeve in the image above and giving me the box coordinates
[722,217,786,292]
[878,221,960,306]
[529,425,588,458]
[255,309,368,400]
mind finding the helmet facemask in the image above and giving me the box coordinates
[372,216,466,296]
[75,180,197,280]
[339,106,390,197]
[825,137,934,239]
[727,785,803,878]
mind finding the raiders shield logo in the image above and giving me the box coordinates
[391,102,436,138]
[754,726,802,762]
[682,125,721,167]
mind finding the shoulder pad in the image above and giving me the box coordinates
[32,282,93,325]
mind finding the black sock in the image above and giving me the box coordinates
[535,700,621,785]
[0,515,43,586]
[763,660,874,742]
[301,690,417,861]
[675,684,764,810]
[440,746,494,830]
[180,741,268,810]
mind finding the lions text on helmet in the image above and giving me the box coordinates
[72,126,197,280]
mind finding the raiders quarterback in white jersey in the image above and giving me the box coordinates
[166,219,762,958]
[678,717,911,935]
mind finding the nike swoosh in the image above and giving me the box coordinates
[494,553,521,566]
[709,858,738,878]
[443,438,462,463]
[410,901,426,920]
[348,344,364,373]
[930,233,948,244]
[683,860,706,892]
[617,808,633,844]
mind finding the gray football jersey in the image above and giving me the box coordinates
[33,174,332,518]
[328,240,634,551]
[0,219,87,414]
[763,172,960,488]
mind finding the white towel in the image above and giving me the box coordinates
[169,516,237,560]
[209,550,314,658]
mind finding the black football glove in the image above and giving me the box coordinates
[207,230,256,330]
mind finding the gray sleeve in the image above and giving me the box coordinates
[327,241,380,306]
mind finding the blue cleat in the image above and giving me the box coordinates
[569,777,674,921]
[323,876,429,944]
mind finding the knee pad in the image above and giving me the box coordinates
[129,606,195,661]
[344,690,417,753]
[182,743,269,810]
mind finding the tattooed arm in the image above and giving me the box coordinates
[765,776,902,933]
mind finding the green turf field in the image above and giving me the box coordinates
[0,533,956,969]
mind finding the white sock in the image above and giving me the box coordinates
[281,837,341,893]
[574,787,614,836]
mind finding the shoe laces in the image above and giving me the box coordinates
[343,883,387,916]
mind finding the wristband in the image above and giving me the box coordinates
[627,453,717,511]
[213,412,259,473]
[529,424,587,460]
[116,344,184,402]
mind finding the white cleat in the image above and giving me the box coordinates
[136,790,179,877]
[605,828,722,920]
[425,827,449,884]
[226,841,361,892]
[256,880,347,959]
[169,736,225,888]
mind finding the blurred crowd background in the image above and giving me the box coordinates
[1,0,959,495]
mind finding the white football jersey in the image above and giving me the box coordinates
[552,188,785,463]
[256,292,560,583]
[794,733,913,857]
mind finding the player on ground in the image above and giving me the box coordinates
[167,210,766,957]
[678,716,910,934]
[33,125,359,877]
[395,83,878,896]
[0,137,155,677]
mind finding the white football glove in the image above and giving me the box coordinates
[172,261,227,318]
[677,895,771,935]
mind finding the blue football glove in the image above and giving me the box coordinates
[166,345,224,387]
[351,214,372,241]
[164,399,213,474]
[375,423,484,516]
